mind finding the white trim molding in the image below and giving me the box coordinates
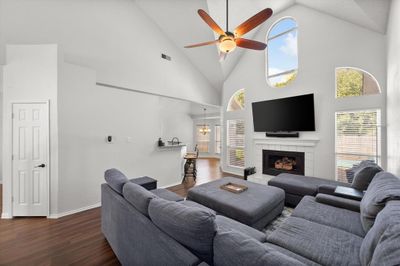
[250,137,320,184]
[1,212,12,219]
[48,202,101,219]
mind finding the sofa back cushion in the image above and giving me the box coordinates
[360,200,400,265]
[148,198,216,264]
[122,182,156,217]
[370,223,400,266]
[360,172,400,232]
[213,229,305,266]
[351,165,382,191]
[104,168,128,194]
[346,160,378,183]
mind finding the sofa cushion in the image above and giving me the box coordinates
[267,217,363,266]
[370,223,400,266]
[345,160,378,183]
[180,200,217,215]
[264,243,321,266]
[215,215,266,242]
[293,196,365,237]
[351,165,382,191]
[315,193,361,212]
[151,188,184,202]
[148,197,216,264]
[360,172,400,232]
[360,200,400,266]
[104,168,128,194]
[214,230,305,266]
[122,182,156,217]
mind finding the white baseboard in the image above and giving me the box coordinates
[160,181,182,189]
[48,202,101,219]
[1,212,12,219]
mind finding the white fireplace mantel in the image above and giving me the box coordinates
[253,137,320,147]
[250,137,320,184]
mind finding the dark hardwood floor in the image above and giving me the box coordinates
[0,158,242,265]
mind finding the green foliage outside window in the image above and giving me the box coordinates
[227,89,245,111]
[234,90,245,109]
[235,149,244,160]
[336,111,377,136]
[336,68,363,98]
[274,71,297,88]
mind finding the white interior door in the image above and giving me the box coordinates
[12,102,49,216]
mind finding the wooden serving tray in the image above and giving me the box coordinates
[220,182,248,194]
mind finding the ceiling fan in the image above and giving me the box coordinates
[184,0,273,61]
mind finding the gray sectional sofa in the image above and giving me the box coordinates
[101,169,400,266]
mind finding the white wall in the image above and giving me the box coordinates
[222,5,387,179]
[387,0,400,176]
[2,45,59,218]
[0,0,220,106]
[0,67,3,183]
[57,63,194,214]
[2,44,196,217]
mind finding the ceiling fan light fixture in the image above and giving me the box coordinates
[219,36,236,53]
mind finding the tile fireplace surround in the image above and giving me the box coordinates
[249,137,319,184]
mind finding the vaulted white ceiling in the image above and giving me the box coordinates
[136,0,390,92]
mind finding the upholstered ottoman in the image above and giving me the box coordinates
[187,177,285,230]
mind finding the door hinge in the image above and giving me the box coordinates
[12,155,14,160]
[12,113,14,119]
[11,196,14,203]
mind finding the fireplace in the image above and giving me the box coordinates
[263,150,305,176]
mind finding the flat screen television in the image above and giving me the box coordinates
[252,94,315,132]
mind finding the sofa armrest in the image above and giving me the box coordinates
[317,184,337,195]
[315,193,360,212]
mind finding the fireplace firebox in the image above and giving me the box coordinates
[263,150,305,176]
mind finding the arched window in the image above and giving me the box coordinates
[266,17,298,88]
[335,67,381,98]
[227,89,245,111]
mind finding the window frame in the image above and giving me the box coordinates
[334,108,382,182]
[227,88,245,112]
[226,119,245,169]
[215,125,221,154]
[265,16,298,88]
[335,67,381,99]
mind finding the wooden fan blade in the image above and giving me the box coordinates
[184,40,219,48]
[198,9,225,36]
[234,8,273,37]
[236,38,267,50]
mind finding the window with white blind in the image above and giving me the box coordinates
[215,125,221,154]
[227,120,245,168]
[335,109,381,183]
[196,125,210,152]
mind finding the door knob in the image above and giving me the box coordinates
[35,164,46,168]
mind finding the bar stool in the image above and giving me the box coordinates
[182,145,199,183]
